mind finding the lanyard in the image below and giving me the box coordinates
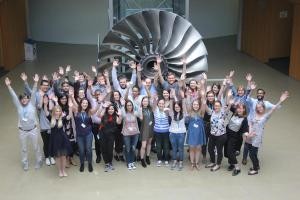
[80,112,86,123]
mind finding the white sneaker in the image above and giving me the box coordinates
[164,161,169,166]
[45,158,51,166]
[127,164,133,170]
[156,160,162,167]
[50,157,56,165]
[131,163,137,170]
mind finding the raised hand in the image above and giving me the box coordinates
[33,74,39,82]
[280,91,289,102]
[229,70,235,78]
[68,100,73,108]
[74,70,79,81]
[58,66,64,75]
[88,79,93,87]
[129,61,136,69]
[156,55,162,64]
[52,72,58,81]
[113,59,119,67]
[246,73,252,82]
[42,75,48,81]
[51,95,58,103]
[103,101,111,108]
[153,62,159,71]
[103,70,109,78]
[5,77,11,86]
[181,57,187,65]
[120,97,126,106]
[117,108,122,116]
[180,73,186,81]
[250,81,256,90]
[202,72,207,80]
[137,63,143,72]
[91,66,97,74]
[66,65,71,73]
[68,88,74,97]
[20,72,28,82]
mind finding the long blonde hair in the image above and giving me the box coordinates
[51,105,63,128]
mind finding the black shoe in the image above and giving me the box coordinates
[227,165,235,171]
[119,155,125,162]
[141,159,147,168]
[137,156,141,162]
[232,169,241,176]
[146,156,151,165]
[88,163,93,172]
[96,156,101,163]
[79,164,84,172]
[114,155,120,161]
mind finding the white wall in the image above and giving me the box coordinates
[28,0,109,44]
[189,0,240,38]
[28,0,239,44]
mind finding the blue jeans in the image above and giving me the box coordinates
[77,132,93,165]
[123,134,139,164]
[169,132,185,161]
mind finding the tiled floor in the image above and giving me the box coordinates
[0,36,299,200]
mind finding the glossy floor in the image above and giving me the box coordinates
[0,36,299,200]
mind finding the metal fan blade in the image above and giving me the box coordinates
[126,12,151,54]
[112,20,145,56]
[158,11,177,53]
[103,32,140,57]
[99,48,138,62]
[142,10,160,53]
[162,16,191,55]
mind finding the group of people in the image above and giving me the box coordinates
[5,56,289,177]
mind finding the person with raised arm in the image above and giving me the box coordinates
[5,74,42,171]
[98,102,122,172]
[137,63,158,96]
[205,93,234,172]
[111,59,137,97]
[156,56,186,99]
[120,100,142,170]
[245,91,289,175]
[168,89,188,170]
[49,102,73,177]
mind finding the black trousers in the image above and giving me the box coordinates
[208,134,227,165]
[114,127,123,154]
[101,131,115,164]
[41,131,52,158]
[226,133,240,165]
[249,144,260,171]
[202,122,210,158]
[92,123,101,158]
[154,132,170,161]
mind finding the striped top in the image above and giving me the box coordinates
[153,108,170,133]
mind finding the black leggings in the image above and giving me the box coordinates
[92,123,101,158]
[114,128,123,154]
[154,132,170,161]
[202,122,210,158]
[41,131,52,158]
[101,131,115,164]
[208,134,227,165]
[226,133,240,165]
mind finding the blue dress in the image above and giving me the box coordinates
[187,115,206,146]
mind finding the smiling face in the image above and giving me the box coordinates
[192,100,200,112]
[256,103,265,114]
[213,101,222,112]
[40,81,49,93]
[145,78,152,88]
[212,84,219,95]
[81,99,89,111]
[189,80,197,90]
[236,104,246,116]
[162,90,170,100]
[119,78,127,89]
[142,97,149,108]
[97,75,106,85]
[43,95,49,104]
[174,103,181,112]
[59,96,68,105]
[237,86,245,96]
[113,91,120,101]
[54,107,62,118]
[126,101,133,112]
[79,74,85,82]
[107,105,115,115]
[158,99,165,111]
[167,74,176,85]
[132,87,139,97]
[257,89,265,100]
[206,91,215,103]
[20,96,29,106]
[78,89,85,99]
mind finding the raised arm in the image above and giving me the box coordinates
[136,64,143,88]
[5,77,22,109]
[155,55,165,85]
[265,91,289,117]
[20,72,33,95]
[111,60,121,91]
[129,61,137,85]
[178,57,187,89]
[30,74,39,106]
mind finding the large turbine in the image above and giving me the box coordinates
[98,9,208,79]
